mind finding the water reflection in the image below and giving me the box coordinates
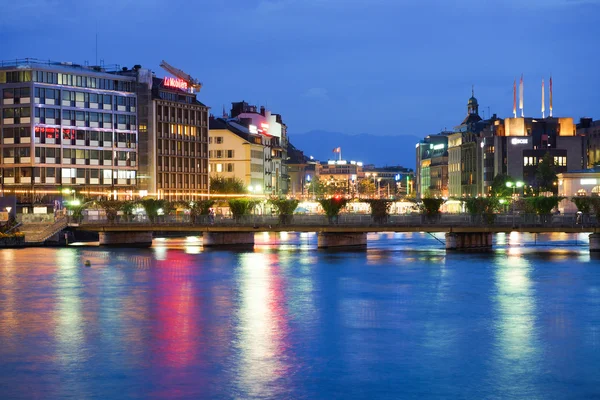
[493,254,541,398]
[234,252,293,398]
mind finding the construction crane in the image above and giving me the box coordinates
[159,60,202,93]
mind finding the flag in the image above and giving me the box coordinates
[333,147,341,153]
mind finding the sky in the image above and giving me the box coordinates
[2,0,600,140]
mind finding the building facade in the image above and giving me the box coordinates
[208,117,269,192]
[117,66,210,201]
[230,101,289,195]
[577,118,600,167]
[0,59,139,209]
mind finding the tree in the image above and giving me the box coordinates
[139,198,168,223]
[228,199,258,221]
[524,196,564,216]
[463,197,499,224]
[268,198,299,225]
[189,200,215,223]
[490,174,514,198]
[318,196,348,224]
[210,176,247,194]
[96,200,125,223]
[535,152,558,194]
[572,197,593,214]
[357,179,376,198]
[419,198,445,219]
[365,199,392,224]
[306,177,326,198]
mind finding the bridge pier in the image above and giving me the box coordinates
[589,233,600,252]
[202,232,255,248]
[445,232,493,251]
[99,231,153,247]
[317,232,367,249]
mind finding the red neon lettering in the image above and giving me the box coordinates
[163,77,188,90]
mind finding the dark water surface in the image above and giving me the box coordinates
[1,232,599,399]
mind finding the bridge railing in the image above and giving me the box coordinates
[76,212,598,228]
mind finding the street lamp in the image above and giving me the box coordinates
[506,181,524,226]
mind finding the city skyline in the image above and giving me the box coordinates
[2,0,600,138]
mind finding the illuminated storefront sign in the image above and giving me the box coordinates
[511,138,529,145]
[249,124,258,134]
[163,77,188,90]
[580,179,598,185]
[433,144,445,150]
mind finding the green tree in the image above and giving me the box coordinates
[572,197,593,214]
[357,179,376,198]
[490,174,515,198]
[463,197,499,224]
[535,152,558,194]
[268,197,299,225]
[189,200,215,223]
[306,177,326,198]
[419,198,445,219]
[365,199,392,224]
[210,176,247,194]
[96,200,125,223]
[318,197,348,224]
[524,196,564,216]
[139,198,168,223]
[228,199,258,221]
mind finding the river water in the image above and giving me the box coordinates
[0,232,599,399]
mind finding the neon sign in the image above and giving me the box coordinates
[163,77,188,90]
[511,138,529,145]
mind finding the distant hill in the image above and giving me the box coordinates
[289,130,420,169]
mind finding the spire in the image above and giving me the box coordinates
[222,104,227,118]
[513,79,517,118]
[549,76,553,117]
[541,78,545,118]
[519,74,524,117]
[472,84,474,98]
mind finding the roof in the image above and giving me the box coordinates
[460,113,483,125]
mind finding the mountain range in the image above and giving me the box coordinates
[289,130,421,169]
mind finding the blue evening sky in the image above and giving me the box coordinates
[1,0,599,138]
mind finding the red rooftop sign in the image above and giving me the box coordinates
[163,77,188,90]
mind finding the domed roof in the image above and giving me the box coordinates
[468,96,478,105]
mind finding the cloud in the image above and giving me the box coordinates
[303,87,329,100]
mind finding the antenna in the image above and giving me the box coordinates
[95,20,98,66]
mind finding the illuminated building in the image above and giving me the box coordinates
[0,59,138,209]
[285,143,310,198]
[208,117,269,192]
[577,118,600,167]
[230,102,288,195]
[317,159,364,196]
[119,64,209,201]
[556,167,600,212]
[361,165,414,197]
[416,132,451,198]
[480,116,585,192]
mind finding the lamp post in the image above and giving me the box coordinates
[506,180,524,226]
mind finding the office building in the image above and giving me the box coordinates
[0,58,138,209]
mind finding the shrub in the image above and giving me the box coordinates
[524,196,564,216]
[572,197,593,214]
[268,198,299,225]
[228,199,258,221]
[365,199,392,224]
[419,198,445,218]
[318,197,348,223]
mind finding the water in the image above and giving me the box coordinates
[1,232,599,399]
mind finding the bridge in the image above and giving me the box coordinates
[70,213,600,252]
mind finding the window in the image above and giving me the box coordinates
[215,136,223,144]
[227,150,234,158]
[216,150,223,158]
[226,163,234,172]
